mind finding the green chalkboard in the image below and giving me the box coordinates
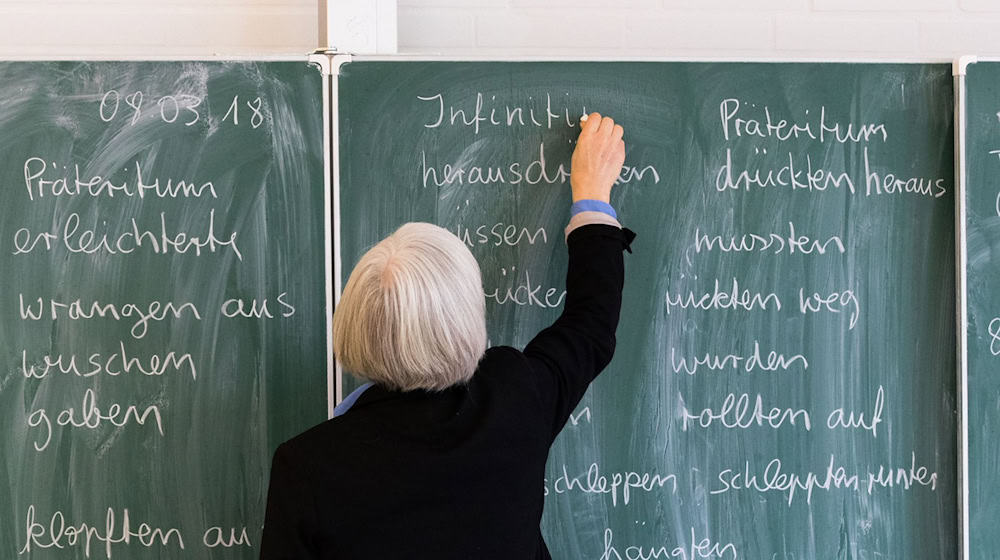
[0,61,328,558]
[963,60,1000,560]
[336,61,957,558]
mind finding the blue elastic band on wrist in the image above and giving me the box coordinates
[571,199,617,219]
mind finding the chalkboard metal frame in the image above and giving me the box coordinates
[330,54,955,63]
[955,55,973,560]
[953,54,1000,560]
[310,53,339,419]
[330,55,965,558]
[330,54,351,406]
[0,57,336,558]
[0,55,320,61]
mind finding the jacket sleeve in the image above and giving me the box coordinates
[522,223,631,440]
[259,444,318,559]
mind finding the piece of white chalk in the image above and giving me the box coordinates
[580,114,589,122]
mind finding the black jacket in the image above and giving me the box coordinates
[260,223,631,559]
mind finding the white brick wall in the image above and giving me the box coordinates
[0,0,318,56]
[1,0,1000,58]
[397,0,1000,60]
[775,15,919,54]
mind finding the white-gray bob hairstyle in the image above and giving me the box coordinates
[333,222,487,391]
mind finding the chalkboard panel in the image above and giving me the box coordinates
[337,61,957,558]
[0,61,327,558]
[963,60,1000,560]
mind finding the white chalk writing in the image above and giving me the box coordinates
[202,526,251,548]
[679,392,811,431]
[715,149,855,194]
[798,287,860,330]
[710,456,859,505]
[455,223,548,248]
[100,89,202,128]
[421,143,659,188]
[23,158,218,202]
[693,223,845,256]
[26,389,164,452]
[20,505,184,559]
[548,463,677,507]
[418,91,586,133]
[484,268,566,308]
[12,211,243,260]
[665,278,781,314]
[21,343,196,380]
[221,293,296,319]
[670,341,807,375]
[720,98,888,144]
[863,147,947,198]
[713,146,946,199]
[18,294,202,339]
[600,527,738,560]
[569,407,592,426]
[866,452,938,493]
[988,317,1000,356]
[826,385,885,438]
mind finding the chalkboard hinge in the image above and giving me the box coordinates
[307,51,354,75]
[332,54,354,75]
[955,55,978,76]
[308,53,333,75]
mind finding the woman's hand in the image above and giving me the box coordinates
[570,113,625,203]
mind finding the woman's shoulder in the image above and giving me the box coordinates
[477,345,535,377]
[482,344,525,362]
[276,416,344,461]
[473,345,549,398]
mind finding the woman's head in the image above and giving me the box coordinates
[333,222,487,391]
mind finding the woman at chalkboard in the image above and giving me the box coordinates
[260,113,632,559]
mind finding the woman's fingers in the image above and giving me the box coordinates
[581,112,602,134]
[598,116,615,136]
